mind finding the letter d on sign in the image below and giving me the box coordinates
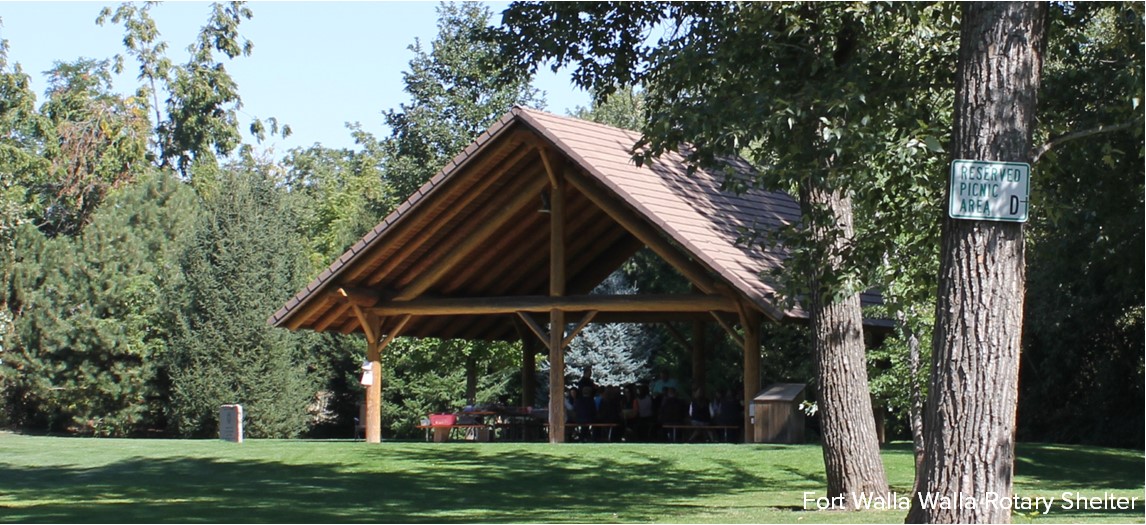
[1010,195,1019,215]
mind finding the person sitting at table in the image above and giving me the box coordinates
[650,369,680,401]
[635,384,655,442]
[596,385,624,442]
[564,387,577,422]
[689,387,712,425]
[715,388,743,426]
[657,387,689,440]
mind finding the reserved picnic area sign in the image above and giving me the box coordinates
[949,159,1030,222]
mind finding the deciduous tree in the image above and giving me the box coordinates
[499,1,960,501]
[907,3,1047,523]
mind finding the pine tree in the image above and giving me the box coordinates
[563,272,654,387]
[1,172,198,434]
[165,162,316,438]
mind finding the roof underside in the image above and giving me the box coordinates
[269,107,882,340]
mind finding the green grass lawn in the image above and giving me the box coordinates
[0,432,1141,523]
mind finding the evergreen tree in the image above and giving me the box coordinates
[563,272,654,387]
[165,162,315,438]
[1,172,198,434]
[379,1,543,203]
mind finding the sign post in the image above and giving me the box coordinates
[948,159,1030,222]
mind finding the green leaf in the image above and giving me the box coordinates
[924,136,944,153]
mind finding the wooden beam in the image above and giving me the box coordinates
[377,314,413,352]
[337,287,384,307]
[565,233,644,295]
[562,310,598,348]
[514,318,540,408]
[548,308,566,444]
[349,303,378,344]
[661,322,690,350]
[563,167,721,294]
[515,312,551,352]
[393,174,550,301]
[312,301,351,333]
[538,146,560,187]
[369,294,739,317]
[711,312,745,347]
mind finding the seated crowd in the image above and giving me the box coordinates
[562,368,744,442]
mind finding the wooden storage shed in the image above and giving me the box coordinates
[752,383,807,444]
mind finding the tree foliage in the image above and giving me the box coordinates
[1019,2,1144,448]
[379,2,543,203]
[165,161,316,438]
[1,172,198,434]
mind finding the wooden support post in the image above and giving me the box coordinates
[362,315,410,444]
[548,308,566,443]
[741,308,762,443]
[365,338,383,444]
[548,170,567,444]
[692,320,707,396]
[465,354,478,406]
[522,336,537,408]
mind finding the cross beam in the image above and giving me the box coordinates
[367,294,739,317]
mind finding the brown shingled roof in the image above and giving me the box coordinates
[268,107,881,340]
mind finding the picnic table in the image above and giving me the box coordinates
[417,408,548,442]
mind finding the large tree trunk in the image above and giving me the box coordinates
[802,183,889,506]
[907,3,1045,523]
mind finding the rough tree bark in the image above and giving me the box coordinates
[802,183,890,505]
[907,3,1046,523]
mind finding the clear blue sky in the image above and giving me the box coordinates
[0,1,589,153]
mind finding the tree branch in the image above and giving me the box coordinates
[1032,119,1142,164]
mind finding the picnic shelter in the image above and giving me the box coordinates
[268,106,883,443]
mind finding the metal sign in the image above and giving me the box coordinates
[949,159,1030,222]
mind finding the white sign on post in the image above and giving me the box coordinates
[949,159,1030,222]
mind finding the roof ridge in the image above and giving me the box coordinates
[512,104,644,135]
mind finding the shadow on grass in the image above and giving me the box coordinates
[0,444,819,523]
[1013,443,1143,489]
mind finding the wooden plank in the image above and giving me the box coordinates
[466,185,597,294]
[369,294,739,316]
